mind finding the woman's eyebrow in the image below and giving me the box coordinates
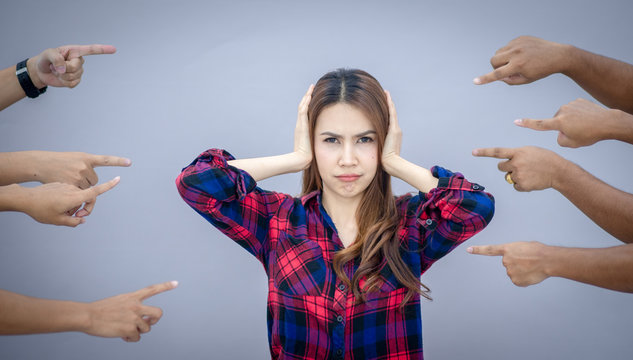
[319,130,376,137]
[355,130,376,137]
[319,131,341,137]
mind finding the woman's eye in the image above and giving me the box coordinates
[358,136,374,144]
[324,137,338,143]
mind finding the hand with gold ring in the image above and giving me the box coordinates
[472,146,569,192]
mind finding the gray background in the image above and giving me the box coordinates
[1,0,632,359]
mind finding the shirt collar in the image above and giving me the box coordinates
[300,190,321,206]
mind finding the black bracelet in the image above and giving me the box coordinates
[16,59,47,98]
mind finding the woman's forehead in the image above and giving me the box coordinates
[315,103,375,134]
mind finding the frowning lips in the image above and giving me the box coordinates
[335,174,361,182]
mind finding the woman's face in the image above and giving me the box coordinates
[314,102,378,202]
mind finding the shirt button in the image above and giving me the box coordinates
[425,219,433,226]
[336,348,343,356]
[338,284,346,291]
[472,183,482,190]
[336,315,344,323]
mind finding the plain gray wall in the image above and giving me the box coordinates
[1,0,632,359]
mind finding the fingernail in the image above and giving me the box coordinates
[514,119,523,126]
[114,176,121,181]
[170,280,179,287]
[473,77,481,85]
[472,149,479,156]
[123,158,132,166]
[466,247,473,253]
[56,66,66,73]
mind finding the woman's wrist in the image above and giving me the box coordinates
[290,151,312,172]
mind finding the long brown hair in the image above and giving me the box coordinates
[302,68,430,304]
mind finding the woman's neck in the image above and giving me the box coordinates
[321,190,361,247]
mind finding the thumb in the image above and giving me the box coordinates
[60,215,86,228]
[42,48,66,74]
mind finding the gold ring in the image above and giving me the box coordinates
[505,172,514,185]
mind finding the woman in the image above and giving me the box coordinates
[177,69,494,359]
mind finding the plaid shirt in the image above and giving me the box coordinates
[177,149,494,360]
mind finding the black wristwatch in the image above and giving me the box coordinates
[16,59,47,98]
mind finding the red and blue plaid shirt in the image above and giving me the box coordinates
[177,149,494,359]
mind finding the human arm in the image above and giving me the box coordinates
[226,85,314,180]
[0,176,120,227]
[0,44,116,111]
[514,98,633,147]
[0,151,130,188]
[175,86,314,259]
[467,242,633,293]
[473,146,633,243]
[0,281,177,341]
[473,36,633,114]
[380,91,438,192]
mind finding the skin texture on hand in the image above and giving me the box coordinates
[11,176,120,227]
[516,98,633,147]
[28,44,117,89]
[0,44,116,110]
[0,151,131,188]
[468,241,551,287]
[473,36,570,85]
[474,35,633,113]
[472,146,568,192]
[381,91,402,165]
[380,91,438,193]
[468,242,633,292]
[293,84,315,168]
[0,281,178,340]
[473,146,633,243]
[83,281,178,342]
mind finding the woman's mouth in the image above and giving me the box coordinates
[336,174,361,182]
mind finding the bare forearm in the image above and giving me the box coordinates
[0,290,89,335]
[382,155,438,193]
[545,244,633,293]
[0,64,27,111]
[0,184,28,212]
[0,151,41,185]
[607,109,633,145]
[228,152,309,182]
[554,161,633,243]
[564,46,633,114]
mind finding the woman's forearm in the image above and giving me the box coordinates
[228,152,310,182]
[382,155,438,193]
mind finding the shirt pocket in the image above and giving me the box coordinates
[272,235,327,297]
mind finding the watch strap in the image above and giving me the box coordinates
[16,59,47,98]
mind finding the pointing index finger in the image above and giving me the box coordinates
[472,147,515,159]
[63,44,117,59]
[467,244,506,256]
[473,65,514,85]
[134,281,179,301]
[515,117,560,132]
[88,176,120,197]
[90,154,132,167]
